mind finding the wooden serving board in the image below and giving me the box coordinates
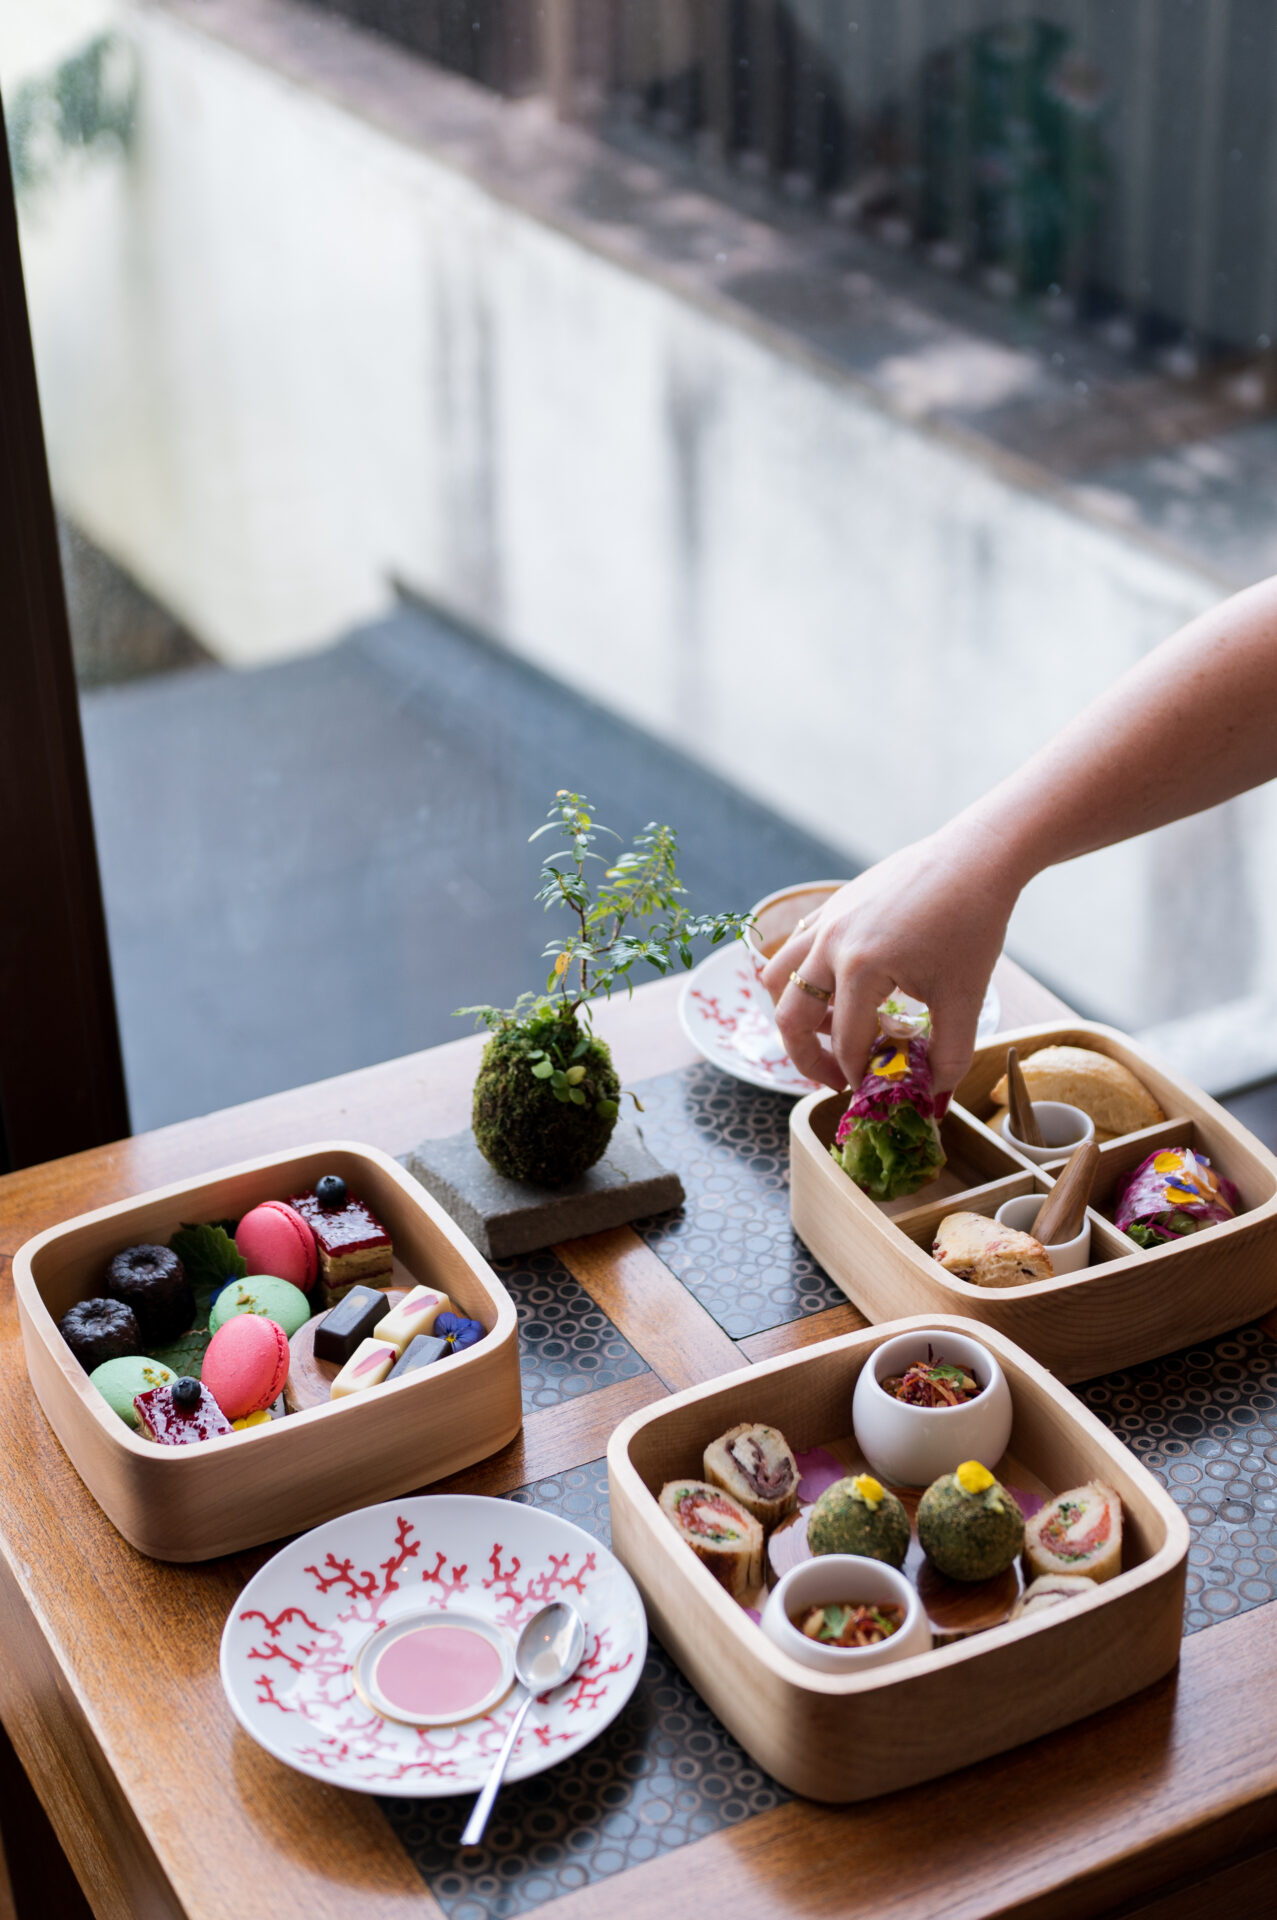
[285,1287,405,1412]
[607,1313,1189,1804]
[790,1019,1277,1380]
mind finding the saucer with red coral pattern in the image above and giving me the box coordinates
[220,1495,647,1795]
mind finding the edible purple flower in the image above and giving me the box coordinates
[435,1312,484,1351]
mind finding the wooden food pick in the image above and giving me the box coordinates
[1034,1141,1100,1247]
[1006,1047,1046,1149]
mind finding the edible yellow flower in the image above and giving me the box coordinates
[853,1473,884,1506]
[956,1460,995,1495]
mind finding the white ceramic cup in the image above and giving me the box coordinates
[995,1194,1093,1274]
[850,1328,1013,1489]
[998,1100,1095,1165]
[740,881,847,1018]
[761,1554,931,1674]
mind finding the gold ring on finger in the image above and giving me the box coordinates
[789,970,833,1005]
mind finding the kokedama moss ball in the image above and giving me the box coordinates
[472,1020,621,1187]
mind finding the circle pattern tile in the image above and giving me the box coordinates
[629,1062,844,1337]
[491,1250,648,1413]
[1077,1322,1277,1633]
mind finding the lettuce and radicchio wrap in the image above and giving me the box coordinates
[831,1016,949,1202]
[1116,1148,1239,1249]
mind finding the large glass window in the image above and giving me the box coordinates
[6,0,1276,1124]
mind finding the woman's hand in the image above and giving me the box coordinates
[759,820,1023,1096]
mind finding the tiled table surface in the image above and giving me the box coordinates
[389,1062,1277,1917]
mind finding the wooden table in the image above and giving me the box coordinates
[2,963,1277,1920]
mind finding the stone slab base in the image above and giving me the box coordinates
[402,1118,685,1259]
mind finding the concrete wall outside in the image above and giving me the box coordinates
[11,4,1274,1038]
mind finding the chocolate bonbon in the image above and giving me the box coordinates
[313,1285,389,1365]
[386,1333,449,1381]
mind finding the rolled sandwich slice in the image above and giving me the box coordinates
[703,1422,799,1527]
[1009,1573,1096,1622]
[1025,1481,1122,1584]
[658,1480,764,1598]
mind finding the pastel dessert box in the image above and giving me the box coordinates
[607,1313,1188,1803]
[13,1142,522,1561]
[789,1020,1277,1380]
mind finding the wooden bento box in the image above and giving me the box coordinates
[13,1142,522,1562]
[607,1314,1188,1802]
[790,1020,1277,1381]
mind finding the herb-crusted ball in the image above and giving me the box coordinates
[917,1460,1024,1581]
[472,1019,620,1188]
[807,1473,910,1568]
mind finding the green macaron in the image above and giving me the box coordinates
[89,1355,176,1428]
[210,1275,311,1340]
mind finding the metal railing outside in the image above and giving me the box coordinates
[310,0,1277,379]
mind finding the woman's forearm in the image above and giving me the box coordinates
[959,574,1277,892]
[764,575,1277,1094]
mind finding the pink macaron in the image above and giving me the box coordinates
[201,1314,290,1422]
[235,1200,318,1295]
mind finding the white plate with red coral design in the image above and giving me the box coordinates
[679,943,1001,1096]
[220,1495,647,1795]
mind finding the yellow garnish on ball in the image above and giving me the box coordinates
[956,1460,995,1495]
[853,1473,884,1507]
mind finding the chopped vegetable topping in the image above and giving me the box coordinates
[956,1460,995,1495]
[880,1354,981,1408]
[792,1601,905,1647]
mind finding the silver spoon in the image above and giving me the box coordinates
[460,1600,587,1847]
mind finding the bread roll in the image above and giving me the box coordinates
[658,1480,763,1596]
[988,1046,1163,1139]
[932,1212,1054,1288]
[1024,1481,1122,1584]
[703,1422,799,1526]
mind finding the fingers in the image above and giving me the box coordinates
[773,946,843,1090]
[925,988,984,1095]
[759,924,816,1005]
[829,958,896,1092]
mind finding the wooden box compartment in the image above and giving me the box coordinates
[13,1142,522,1562]
[607,1314,1189,1803]
[790,1021,1277,1381]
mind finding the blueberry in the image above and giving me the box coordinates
[171,1376,201,1412]
[315,1174,348,1210]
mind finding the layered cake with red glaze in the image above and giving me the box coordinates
[288,1174,393,1302]
[134,1376,233,1445]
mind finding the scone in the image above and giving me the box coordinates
[988,1046,1163,1139]
[932,1211,1054,1287]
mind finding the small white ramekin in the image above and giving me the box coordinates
[998,1101,1095,1166]
[995,1194,1092,1275]
[851,1327,1013,1488]
[761,1554,932,1673]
